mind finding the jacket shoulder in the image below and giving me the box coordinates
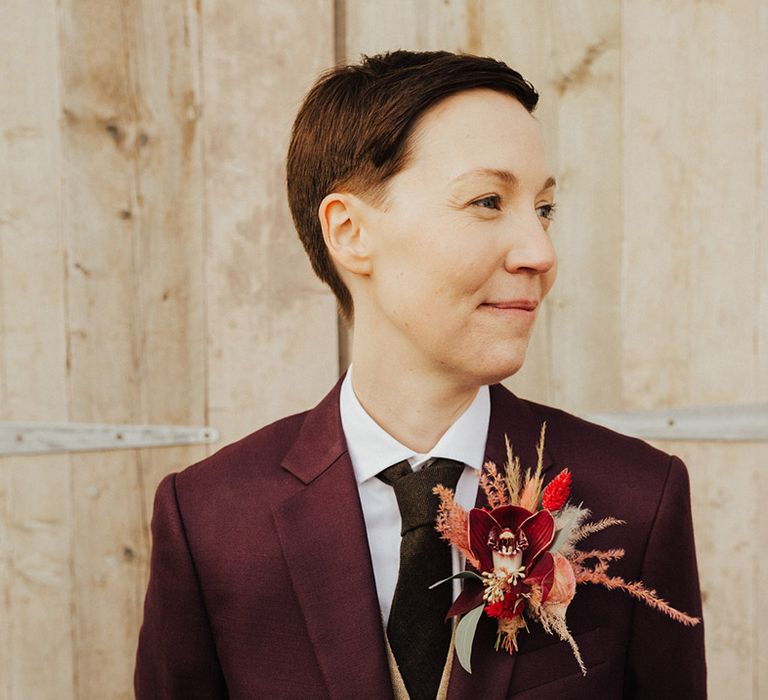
[515,397,689,529]
[521,397,675,472]
[173,408,310,497]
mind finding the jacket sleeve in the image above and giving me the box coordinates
[134,473,228,699]
[624,455,707,697]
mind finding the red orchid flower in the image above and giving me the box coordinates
[447,505,556,620]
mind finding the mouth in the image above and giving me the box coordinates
[481,299,539,311]
[479,299,539,320]
[482,299,538,311]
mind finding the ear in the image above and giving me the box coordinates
[318,192,373,276]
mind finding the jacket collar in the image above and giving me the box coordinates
[280,374,554,485]
[280,371,349,484]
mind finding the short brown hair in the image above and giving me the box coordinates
[286,50,539,323]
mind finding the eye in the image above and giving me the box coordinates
[471,194,502,210]
[537,202,557,221]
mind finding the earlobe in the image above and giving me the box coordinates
[318,193,372,276]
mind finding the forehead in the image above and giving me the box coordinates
[402,88,548,186]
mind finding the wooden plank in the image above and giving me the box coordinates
[622,0,763,408]
[757,6,768,696]
[344,0,471,56]
[655,441,764,699]
[58,0,138,691]
[58,0,208,696]
[758,445,768,700]
[0,0,75,697]
[542,1,623,414]
[623,1,766,696]
[201,0,339,448]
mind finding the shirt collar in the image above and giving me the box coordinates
[339,363,490,485]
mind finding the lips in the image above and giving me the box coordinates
[482,299,539,311]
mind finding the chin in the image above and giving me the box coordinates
[455,349,528,387]
[483,362,525,386]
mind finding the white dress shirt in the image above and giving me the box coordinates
[339,364,490,624]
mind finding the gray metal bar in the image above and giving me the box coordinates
[0,422,220,456]
[585,403,768,442]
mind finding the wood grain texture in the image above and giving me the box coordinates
[344,0,471,56]
[623,0,765,408]
[57,0,208,696]
[623,1,767,697]
[543,1,623,414]
[0,1,74,698]
[655,441,768,698]
[757,8,768,695]
[757,445,768,699]
[760,2,768,420]
[201,0,339,447]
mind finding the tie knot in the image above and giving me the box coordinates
[377,457,464,534]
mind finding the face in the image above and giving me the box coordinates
[356,88,557,386]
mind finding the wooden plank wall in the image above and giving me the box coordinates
[0,0,765,697]
[1,3,73,696]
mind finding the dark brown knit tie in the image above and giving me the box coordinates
[378,457,465,700]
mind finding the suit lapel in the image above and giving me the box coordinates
[447,382,555,700]
[273,373,392,700]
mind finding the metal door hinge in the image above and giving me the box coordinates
[0,422,219,456]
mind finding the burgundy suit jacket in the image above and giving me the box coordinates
[135,373,706,698]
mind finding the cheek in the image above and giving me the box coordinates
[433,235,500,290]
[428,258,494,314]
[376,212,498,315]
[389,234,484,292]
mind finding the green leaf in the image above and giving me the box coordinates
[455,604,485,674]
[428,571,484,590]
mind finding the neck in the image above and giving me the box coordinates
[348,333,480,455]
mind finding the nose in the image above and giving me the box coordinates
[503,212,556,275]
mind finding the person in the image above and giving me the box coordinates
[134,50,706,699]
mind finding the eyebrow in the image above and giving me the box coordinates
[449,168,557,191]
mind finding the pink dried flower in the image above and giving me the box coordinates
[547,552,577,606]
[433,484,479,569]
